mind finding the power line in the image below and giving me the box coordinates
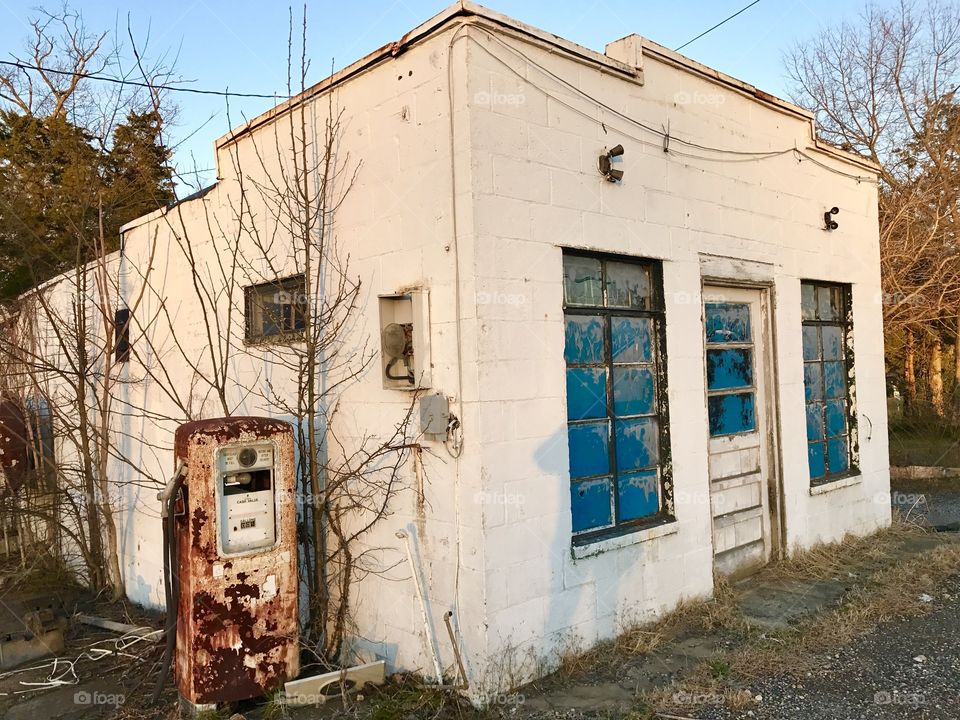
[470,29,876,183]
[0,59,289,100]
[675,0,763,52]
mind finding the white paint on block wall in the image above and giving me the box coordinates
[26,2,889,701]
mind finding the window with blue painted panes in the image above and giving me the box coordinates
[704,303,756,436]
[563,253,672,541]
[801,281,857,484]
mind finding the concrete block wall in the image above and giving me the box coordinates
[462,22,889,691]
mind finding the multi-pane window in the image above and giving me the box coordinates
[563,252,673,541]
[801,281,857,483]
[705,303,756,436]
[244,275,307,343]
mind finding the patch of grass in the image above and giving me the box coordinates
[889,422,960,467]
[194,710,228,720]
[708,657,730,679]
[263,687,289,719]
[363,676,478,720]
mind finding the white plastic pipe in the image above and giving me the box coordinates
[396,528,443,683]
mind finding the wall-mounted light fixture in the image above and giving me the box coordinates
[824,206,839,231]
[599,144,625,183]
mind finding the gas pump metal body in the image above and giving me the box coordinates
[173,417,299,705]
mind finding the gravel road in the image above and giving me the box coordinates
[701,569,960,720]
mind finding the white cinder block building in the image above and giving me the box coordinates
[27,1,890,699]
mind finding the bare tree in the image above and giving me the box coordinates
[787,0,960,416]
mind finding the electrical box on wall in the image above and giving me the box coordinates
[420,393,450,436]
[379,290,431,390]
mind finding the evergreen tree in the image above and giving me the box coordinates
[0,109,174,300]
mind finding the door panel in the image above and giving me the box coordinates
[703,286,773,578]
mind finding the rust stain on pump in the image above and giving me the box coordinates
[173,417,299,705]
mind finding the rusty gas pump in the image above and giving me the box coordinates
[154,417,299,711]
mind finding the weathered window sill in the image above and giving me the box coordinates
[809,474,862,495]
[571,520,678,560]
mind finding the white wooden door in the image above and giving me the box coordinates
[703,286,773,578]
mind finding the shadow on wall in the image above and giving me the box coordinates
[489,424,638,687]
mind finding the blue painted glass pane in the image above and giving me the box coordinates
[828,437,849,474]
[822,326,843,360]
[708,392,756,436]
[566,369,607,421]
[606,262,651,309]
[571,478,612,532]
[617,470,659,521]
[825,399,846,437]
[565,316,604,364]
[804,362,823,402]
[802,326,820,361]
[705,303,751,344]
[806,403,824,441]
[823,362,846,399]
[615,417,659,472]
[808,441,826,479]
[612,317,653,363]
[613,367,655,416]
[818,285,842,321]
[801,283,817,321]
[567,422,609,478]
[706,348,753,391]
[564,256,603,306]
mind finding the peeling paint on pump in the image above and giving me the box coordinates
[172,417,299,705]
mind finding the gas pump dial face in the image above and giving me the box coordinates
[216,443,277,555]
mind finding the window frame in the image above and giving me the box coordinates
[243,274,308,345]
[562,250,675,545]
[800,280,859,486]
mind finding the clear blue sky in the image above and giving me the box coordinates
[0,0,883,193]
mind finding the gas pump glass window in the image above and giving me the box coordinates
[217,443,277,554]
[244,275,307,342]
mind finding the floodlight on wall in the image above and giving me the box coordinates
[824,206,840,231]
[599,144,625,183]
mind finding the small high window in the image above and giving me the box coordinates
[114,308,131,363]
[801,281,857,484]
[562,251,673,543]
[244,275,307,343]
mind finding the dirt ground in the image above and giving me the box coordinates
[1,481,958,720]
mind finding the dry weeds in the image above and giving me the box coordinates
[557,574,742,680]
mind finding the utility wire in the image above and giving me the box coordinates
[470,28,876,182]
[0,59,289,100]
[675,0,763,52]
